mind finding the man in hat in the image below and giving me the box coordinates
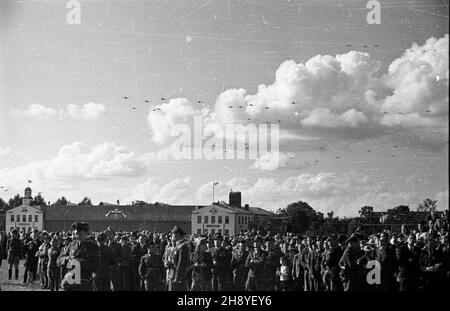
[23,232,39,284]
[139,240,164,291]
[356,243,378,291]
[93,232,113,291]
[211,233,230,291]
[129,231,143,291]
[6,229,23,281]
[339,233,363,291]
[231,239,249,291]
[190,237,213,291]
[59,235,72,284]
[117,235,132,291]
[245,236,266,291]
[105,229,121,291]
[263,237,280,291]
[58,222,100,291]
[169,226,190,291]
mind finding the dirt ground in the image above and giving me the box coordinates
[0,259,45,291]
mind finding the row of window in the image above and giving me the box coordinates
[10,214,39,223]
[197,228,230,236]
[197,215,229,224]
[237,215,251,225]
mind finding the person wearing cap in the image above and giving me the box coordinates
[263,237,280,291]
[105,229,121,291]
[36,232,51,289]
[58,235,72,285]
[190,237,213,291]
[139,241,164,291]
[211,233,230,291]
[168,226,190,291]
[339,233,363,291]
[47,237,61,291]
[117,235,132,291]
[58,222,100,291]
[93,232,114,291]
[6,229,23,281]
[231,239,249,291]
[23,232,39,285]
[245,236,266,291]
[129,231,143,291]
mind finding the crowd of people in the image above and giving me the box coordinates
[0,210,448,291]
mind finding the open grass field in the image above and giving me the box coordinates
[0,259,45,291]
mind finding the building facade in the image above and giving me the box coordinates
[43,203,200,233]
[5,187,44,232]
[192,192,274,236]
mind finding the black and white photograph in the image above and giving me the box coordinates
[0,0,449,298]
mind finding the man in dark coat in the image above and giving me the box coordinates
[117,235,132,291]
[325,235,343,291]
[231,239,248,291]
[106,229,121,291]
[376,232,398,291]
[129,232,143,291]
[169,226,190,291]
[139,241,164,291]
[291,241,304,291]
[245,237,266,291]
[396,234,421,291]
[190,237,213,291]
[263,237,280,291]
[211,234,230,291]
[93,232,114,291]
[23,233,39,284]
[6,229,23,280]
[339,234,363,291]
[58,222,100,291]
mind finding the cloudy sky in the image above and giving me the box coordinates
[0,0,448,216]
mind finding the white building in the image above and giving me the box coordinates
[5,187,44,233]
[191,191,273,236]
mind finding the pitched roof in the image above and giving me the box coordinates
[43,204,196,221]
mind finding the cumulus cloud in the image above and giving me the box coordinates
[201,34,448,149]
[11,102,106,121]
[0,142,147,189]
[12,104,58,119]
[65,102,106,121]
[147,98,198,145]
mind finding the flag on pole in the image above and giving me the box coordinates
[213,181,218,185]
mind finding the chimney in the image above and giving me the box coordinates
[229,191,241,207]
[244,204,249,211]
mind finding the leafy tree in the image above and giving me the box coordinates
[327,211,334,219]
[0,197,8,210]
[8,194,22,209]
[31,193,47,206]
[417,199,437,212]
[277,201,322,234]
[132,200,148,206]
[359,206,374,219]
[53,196,68,206]
[78,197,92,206]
